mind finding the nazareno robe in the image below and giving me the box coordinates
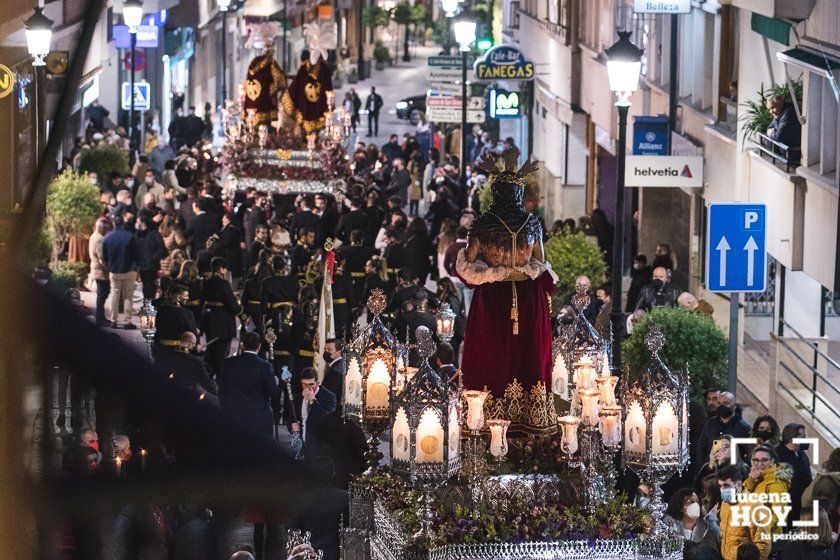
[455,252,555,397]
[280,57,334,133]
[243,51,287,126]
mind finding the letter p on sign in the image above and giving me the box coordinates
[744,211,759,229]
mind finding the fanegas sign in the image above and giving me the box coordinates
[727,437,821,542]
[473,45,535,81]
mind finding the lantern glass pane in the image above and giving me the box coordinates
[345,357,362,405]
[392,407,410,461]
[26,29,51,57]
[551,354,568,397]
[453,20,476,47]
[653,401,678,454]
[448,404,460,455]
[625,400,647,453]
[415,408,444,463]
[606,60,641,94]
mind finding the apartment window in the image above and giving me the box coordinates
[548,0,558,24]
[804,73,839,181]
[679,9,715,111]
[508,1,520,29]
[717,7,740,129]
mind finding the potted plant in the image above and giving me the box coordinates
[740,78,802,144]
[373,40,390,71]
[45,169,101,262]
[348,67,359,84]
[622,306,728,404]
[78,143,130,182]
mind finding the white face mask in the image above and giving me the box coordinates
[90,178,98,185]
[685,503,701,519]
[145,177,154,185]
[720,487,737,504]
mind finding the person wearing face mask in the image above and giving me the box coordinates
[743,446,792,559]
[696,391,751,470]
[634,266,682,311]
[320,338,345,404]
[625,256,652,312]
[774,423,812,522]
[750,415,781,449]
[152,283,198,362]
[693,435,750,497]
[664,488,720,549]
[88,171,99,189]
[135,170,165,208]
[719,465,753,560]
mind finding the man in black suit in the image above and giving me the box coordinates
[158,331,217,397]
[321,338,345,404]
[185,198,217,258]
[335,198,369,245]
[202,257,243,376]
[218,332,280,438]
[291,227,317,279]
[290,196,321,242]
[339,230,376,311]
[291,367,337,457]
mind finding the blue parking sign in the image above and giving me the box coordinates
[706,203,767,292]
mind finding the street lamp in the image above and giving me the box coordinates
[124,0,143,157]
[604,30,642,373]
[217,0,231,104]
[25,6,53,170]
[453,14,475,182]
[440,0,458,16]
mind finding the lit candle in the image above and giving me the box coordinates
[558,415,580,455]
[579,389,601,427]
[365,359,391,413]
[114,457,123,477]
[652,402,679,454]
[307,133,316,152]
[487,419,510,460]
[595,375,618,405]
[416,409,443,463]
[345,358,362,405]
[573,356,596,390]
[551,354,569,397]
[598,405,622,447]
[140,449,148,472]
[463,390,488,432]
[600,352,611,377]
[625,400,647,453]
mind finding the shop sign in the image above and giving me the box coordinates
[488,88,520,119]
[113,24,159,49]
[473,45,535,81]
[632,116,669,155]
[0,64,14,99]
[633,0,690,13]
[624,155,704,187]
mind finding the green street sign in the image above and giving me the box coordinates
[427,55,475,67]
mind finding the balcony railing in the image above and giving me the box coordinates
[753,132,801,173]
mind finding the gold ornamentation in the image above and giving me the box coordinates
[276,149,293,160]
[367,289,387,315]
[503,379,525,425]
[527,382,555,428]
[245,79,262,101]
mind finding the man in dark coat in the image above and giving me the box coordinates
[381,134,403,162]
[202,257,243,376]
[290,196,321,242]
[766,95,801,155]
[185,198,217,258]
[153,284,198,362]
[365,87,384,137]
[339,230,376,310]
[695,391,751,468]
[384,158,410,205]
[291,367,337,457]
[291,227,317,279]
[321,338,345,404]
[135,216,168,300]
[217,212,243,279]
[219,332,280,438]
[157,331,217,396]
[334,199,370,245]
[634,266,682,311]
[562,275,600,324]
[183,106,206,147]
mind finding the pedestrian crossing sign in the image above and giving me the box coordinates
[121,82,151,111]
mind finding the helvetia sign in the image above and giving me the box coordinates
[624,155,704,187]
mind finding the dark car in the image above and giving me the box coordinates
[395,94,426,124]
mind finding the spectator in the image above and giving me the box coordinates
[593,283,612,339]
[750,415,781,449]
[365,86,383,137]
[652,243,675,271]
[775,423,813,522]
[88,218,111,327]
[777,509,833,560]
[694,435,750,496]
[562,275,599,324]
[185,198,216,257]
[705,389,721,417]
[718,465,752,560]
[321,338,345,404]
[696,391,751,468]
[385,158,411,205]
[102,215,137,329]
[135,216,167,300]
[744,445,792,559]
[664,487,720,549]
[678,292,715,318]
[381,134,403,162]
[765,95,802,155]
[635,267,682,311]
[736,544,760,560]
[402,217,434,286]
[801,448,840,532]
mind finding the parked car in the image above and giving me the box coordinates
[395,94,426,124]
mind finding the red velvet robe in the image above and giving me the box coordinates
[457,272,555,396]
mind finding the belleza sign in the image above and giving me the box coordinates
[624,155,703,187]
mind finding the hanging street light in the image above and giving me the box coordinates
[24,6,53,67]
[453,12,476,181]
[123,0,144,31]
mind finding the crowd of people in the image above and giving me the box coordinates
[46,103,838,560]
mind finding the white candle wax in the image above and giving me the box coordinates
[579,389,601,427]
[558,415,580,454]
[463,390,488,431]
[416,409,443,463]
[366,359,390,411]
[487,419,510,459]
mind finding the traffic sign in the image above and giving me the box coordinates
[426,106,485,123]
[428,68,463,83]
[121,82,151,111]
[706,203,767,292]
[425,94,485,109]
[124,50,146,71]
[428,55,474,67]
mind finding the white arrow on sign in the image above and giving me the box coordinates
[716,236,730,287]
[744,236,758,286]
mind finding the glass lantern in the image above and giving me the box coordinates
[435,303,456,342]
[486,419,510,461]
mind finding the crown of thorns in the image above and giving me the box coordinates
[474,150,539,187]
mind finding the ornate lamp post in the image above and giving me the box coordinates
[391,326,461,539]
[25,6,53,170]
[622,325,690,536]
[123,0,144,155]
[138,299,157,359]
[453,13,476,180]
[435,303,456,343]
[605,31,642,372]
[344,289,397,474]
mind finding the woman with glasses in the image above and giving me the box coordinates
[744,445,793,558]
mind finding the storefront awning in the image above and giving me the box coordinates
[777,47,840,80]
[750,13,790,46]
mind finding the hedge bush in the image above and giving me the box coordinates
[622,306,728,404]
[45,169,101,261]
[78,143,130,181]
